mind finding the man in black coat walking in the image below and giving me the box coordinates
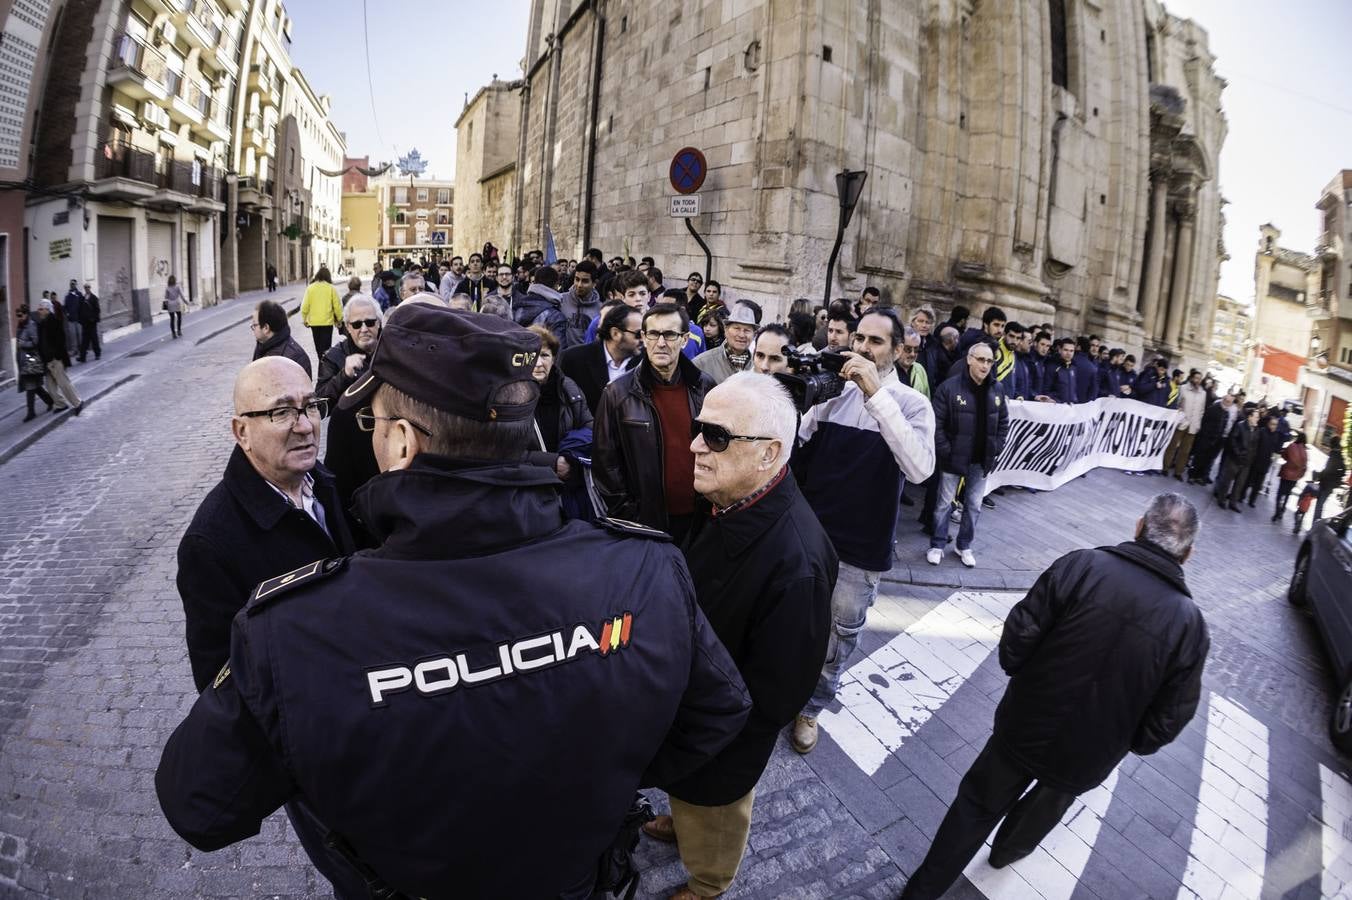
[642,372,836,900]
[901,493,1209,900]
[1214,405,1260,511]
[315,295,382,531]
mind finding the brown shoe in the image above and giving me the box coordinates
[642,814,677,844]
[669,888,721,899]
[791,714,818,754]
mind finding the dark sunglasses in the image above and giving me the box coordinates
[348,318,380,330]
[690,419,775,453]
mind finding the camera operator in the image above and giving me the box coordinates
[789,308,936,754]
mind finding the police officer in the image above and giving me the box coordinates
[155,305,752,900]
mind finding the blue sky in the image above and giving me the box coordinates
[285,0,1351,306]
[284,0,532,179]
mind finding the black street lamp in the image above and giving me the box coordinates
[823,169,868,306]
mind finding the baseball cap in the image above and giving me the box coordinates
[338,304,541,422]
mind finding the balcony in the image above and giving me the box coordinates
[206,28,240,74]
[1308,290,1337,321]
[237,175,273,210]
[218,0,245,12]
[107,33,170,101]
[168,74,211,126]
[264,133,276,157]
[179,0,222,50]
[90,144,158,200]
[193,96,231,142]
[249,65,280,107]
[1316,231,1344,259]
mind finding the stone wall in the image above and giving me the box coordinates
[454,81,522,254]
[515,0,1226,367]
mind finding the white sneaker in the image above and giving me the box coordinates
[959,549,976,568]
[926,548,943,566]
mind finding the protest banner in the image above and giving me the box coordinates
[985,397,1183,492]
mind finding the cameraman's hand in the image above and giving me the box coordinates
[840,352,883,399]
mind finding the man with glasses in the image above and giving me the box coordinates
[895,324,929,399]
[595,302,715,543]
[791,308,936,754]
[560,303,642,413]
[927,342,1010,568]
[483,264,517,310]
[316,296,384,523]
[250,299,312,378]
[641,372,837,900]
[157,306,751,900]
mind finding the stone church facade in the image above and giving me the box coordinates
[512,0,1225,367]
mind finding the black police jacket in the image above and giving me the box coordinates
[994,539,1209,794]
[156,456,751,900]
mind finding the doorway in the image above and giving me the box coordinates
[187,232,197,304]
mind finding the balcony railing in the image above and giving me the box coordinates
[96,144,157,183]
[110,32,168,85]
[1316,231,1344,259]
[177,76,214,118]
[154,160,223,199]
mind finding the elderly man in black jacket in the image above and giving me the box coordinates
[642,371,836,900]
[177,356,356,691]
[316,294,382,527]
[900,493,1209,900]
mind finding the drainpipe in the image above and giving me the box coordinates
[581,1,605,251]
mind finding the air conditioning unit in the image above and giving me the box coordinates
[142,101,170,130]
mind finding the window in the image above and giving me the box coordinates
[394,186,408,204]
[1049,0,1069,89]
[394,228,406,245]
[394,212,405,225]
[417,188,428,202]
[437,213,448,225]
[437,188,450,204]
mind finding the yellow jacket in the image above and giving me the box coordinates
[301,281,343,326]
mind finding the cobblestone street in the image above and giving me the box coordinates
[0,310,1350,899]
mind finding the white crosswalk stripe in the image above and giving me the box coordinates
[1320,762,1352,899]
[1176,694,1270,898]
[962,768,1120,900]
[817,591,1019,776]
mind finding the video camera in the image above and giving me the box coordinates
[775,349,848,413]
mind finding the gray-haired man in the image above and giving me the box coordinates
[900,493,1210,900]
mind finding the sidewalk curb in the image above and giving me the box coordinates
[882,567,1039,593]
[0,374,140,467]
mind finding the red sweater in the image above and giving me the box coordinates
[651,381,697,516]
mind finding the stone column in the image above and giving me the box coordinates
[1165,202,1197,352]
[1138,173,1169,328]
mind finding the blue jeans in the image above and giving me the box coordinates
[931,465,987,552]
[802,562,881,717]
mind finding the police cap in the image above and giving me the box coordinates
[339,304,541,422]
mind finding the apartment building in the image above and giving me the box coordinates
[372,172,453,265]
[1299,170,1352,447]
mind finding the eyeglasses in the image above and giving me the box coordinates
[354,406,433,436]
[348,318,380,330]
[971,357,994,364]
[238,397,328,426]
[249,321,262,330]
[691,419,775,453]
[900,345,919,356]
[643,330,686,344]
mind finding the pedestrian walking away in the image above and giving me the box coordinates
[14,305,54,420]
[900,493,1209,900]
[301,266,344,356]
[163,275,188,338]
[155,304,752,900]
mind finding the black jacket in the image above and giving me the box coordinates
[176,446,355,691]
[1196,398,1229,443]
[994,539,1209,794]
[1319,446,1346,489]
[1250,425,1284,474]
[559,339,636,414]
[1224,418,1259,467]
[512,284,567,348]
[920,340,956,391]
[37,312,69,366]
[593,354,714,530]
[316,337,380,525]
[670,471,837,805]
[931,371,1010,475]
[79,293,101,325]
[532,369,593,453]
[156,457,751,900]
[252,327,313,379]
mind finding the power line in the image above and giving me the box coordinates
[1227,72,1352,120]
[361,0,387,154]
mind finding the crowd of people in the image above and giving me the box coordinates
[151,245,1339,900]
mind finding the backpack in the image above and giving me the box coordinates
[592,793,655,900]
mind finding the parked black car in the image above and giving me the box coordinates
[1289,507,1352,752]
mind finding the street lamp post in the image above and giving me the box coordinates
[823,169,868,306]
